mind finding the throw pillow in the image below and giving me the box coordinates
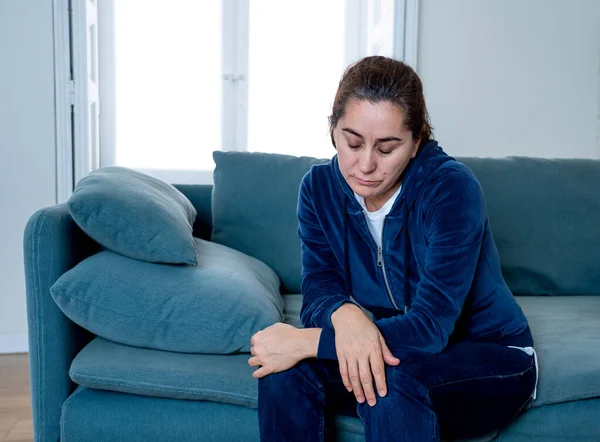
[211,151,329,293]
[68,166,197,265]
[50,238,284,354]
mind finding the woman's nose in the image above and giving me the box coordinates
[358,151,376,174]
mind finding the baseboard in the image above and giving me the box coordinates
[0,334,29,354]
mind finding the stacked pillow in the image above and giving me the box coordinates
[68,166,199,265]
[53,166,283,354]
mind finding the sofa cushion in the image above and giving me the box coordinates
[516,296,600,407]
[69,296,600,414]
[282,293,303,327]
[51,238,283,354]
[65,337,496,441]
[70,338,260,408]
[458,157,600,296]
[61,386,263,442]
[60,387,504,442]
[211,151,329,293]
[68,166,198,265]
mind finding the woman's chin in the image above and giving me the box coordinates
[352,188,377,199]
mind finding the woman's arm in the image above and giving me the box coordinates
[297,170,356,335]
[297,170,399,406]
[376,170,486,354]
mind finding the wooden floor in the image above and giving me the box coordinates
[0,354,33,442]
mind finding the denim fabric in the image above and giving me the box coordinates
[51,238,283,354]
[287,294,600,409]
[298,142,532,359]
[23,205,99,442]
[68,166,198,265]
[457,156,600,297]
[259,341,536,442]
[211,150,329,293]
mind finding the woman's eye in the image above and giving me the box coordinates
[348,144,361,149]
[379,149,393,155]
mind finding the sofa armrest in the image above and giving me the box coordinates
[23,204,100,442]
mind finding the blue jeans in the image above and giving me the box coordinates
[258,341,536,441]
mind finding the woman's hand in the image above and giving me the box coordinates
[331,304,400,406]
[249,323,321,379]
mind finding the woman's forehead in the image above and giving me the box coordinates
[339,100,409,135]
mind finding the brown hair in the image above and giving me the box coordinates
[329,56,433,147]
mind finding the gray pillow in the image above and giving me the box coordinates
[51,238,284,354]
[212,151,329,293]
[68,166,197,265]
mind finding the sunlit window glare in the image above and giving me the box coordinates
[114,1,221,170]
[247,0,345,159]
[114,1,345,170]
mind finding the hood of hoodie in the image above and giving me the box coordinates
[330,139,454,218]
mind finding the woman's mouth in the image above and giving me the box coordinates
[354,177,379,186]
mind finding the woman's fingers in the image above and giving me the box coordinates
[358,357,377,406]
[348,360,366,403]
[380,335,400,366]
[339,358,353,392]
[370,351,387,399]
[252,366,272,379]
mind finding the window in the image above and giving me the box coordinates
[102,0,355,182]
[57,0,416,195]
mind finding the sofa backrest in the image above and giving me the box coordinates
[458,157,600,296]
[177,154,600,296]
[174,184,213,241]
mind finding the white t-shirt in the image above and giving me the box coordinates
[354,185,403,248]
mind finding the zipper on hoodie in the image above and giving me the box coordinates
[377,246,400,310]
[366,213,400,311]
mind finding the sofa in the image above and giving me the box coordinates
[23,151,600,441]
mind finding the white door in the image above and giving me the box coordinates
[72,0,100,185]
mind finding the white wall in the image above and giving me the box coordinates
[0,1,57,352]
[418,0,600,158]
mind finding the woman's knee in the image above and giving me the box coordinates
[258,361,325,400]
[359,366,431,414]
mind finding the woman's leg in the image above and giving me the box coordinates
[258,358,355,442]
[357,341,536,442]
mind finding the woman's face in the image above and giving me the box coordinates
[334,99,420,211]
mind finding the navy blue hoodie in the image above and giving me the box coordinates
[297,140,533,359]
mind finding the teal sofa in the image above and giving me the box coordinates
[23,153,600,441]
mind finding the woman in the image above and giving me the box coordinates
[248,56,537,442]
